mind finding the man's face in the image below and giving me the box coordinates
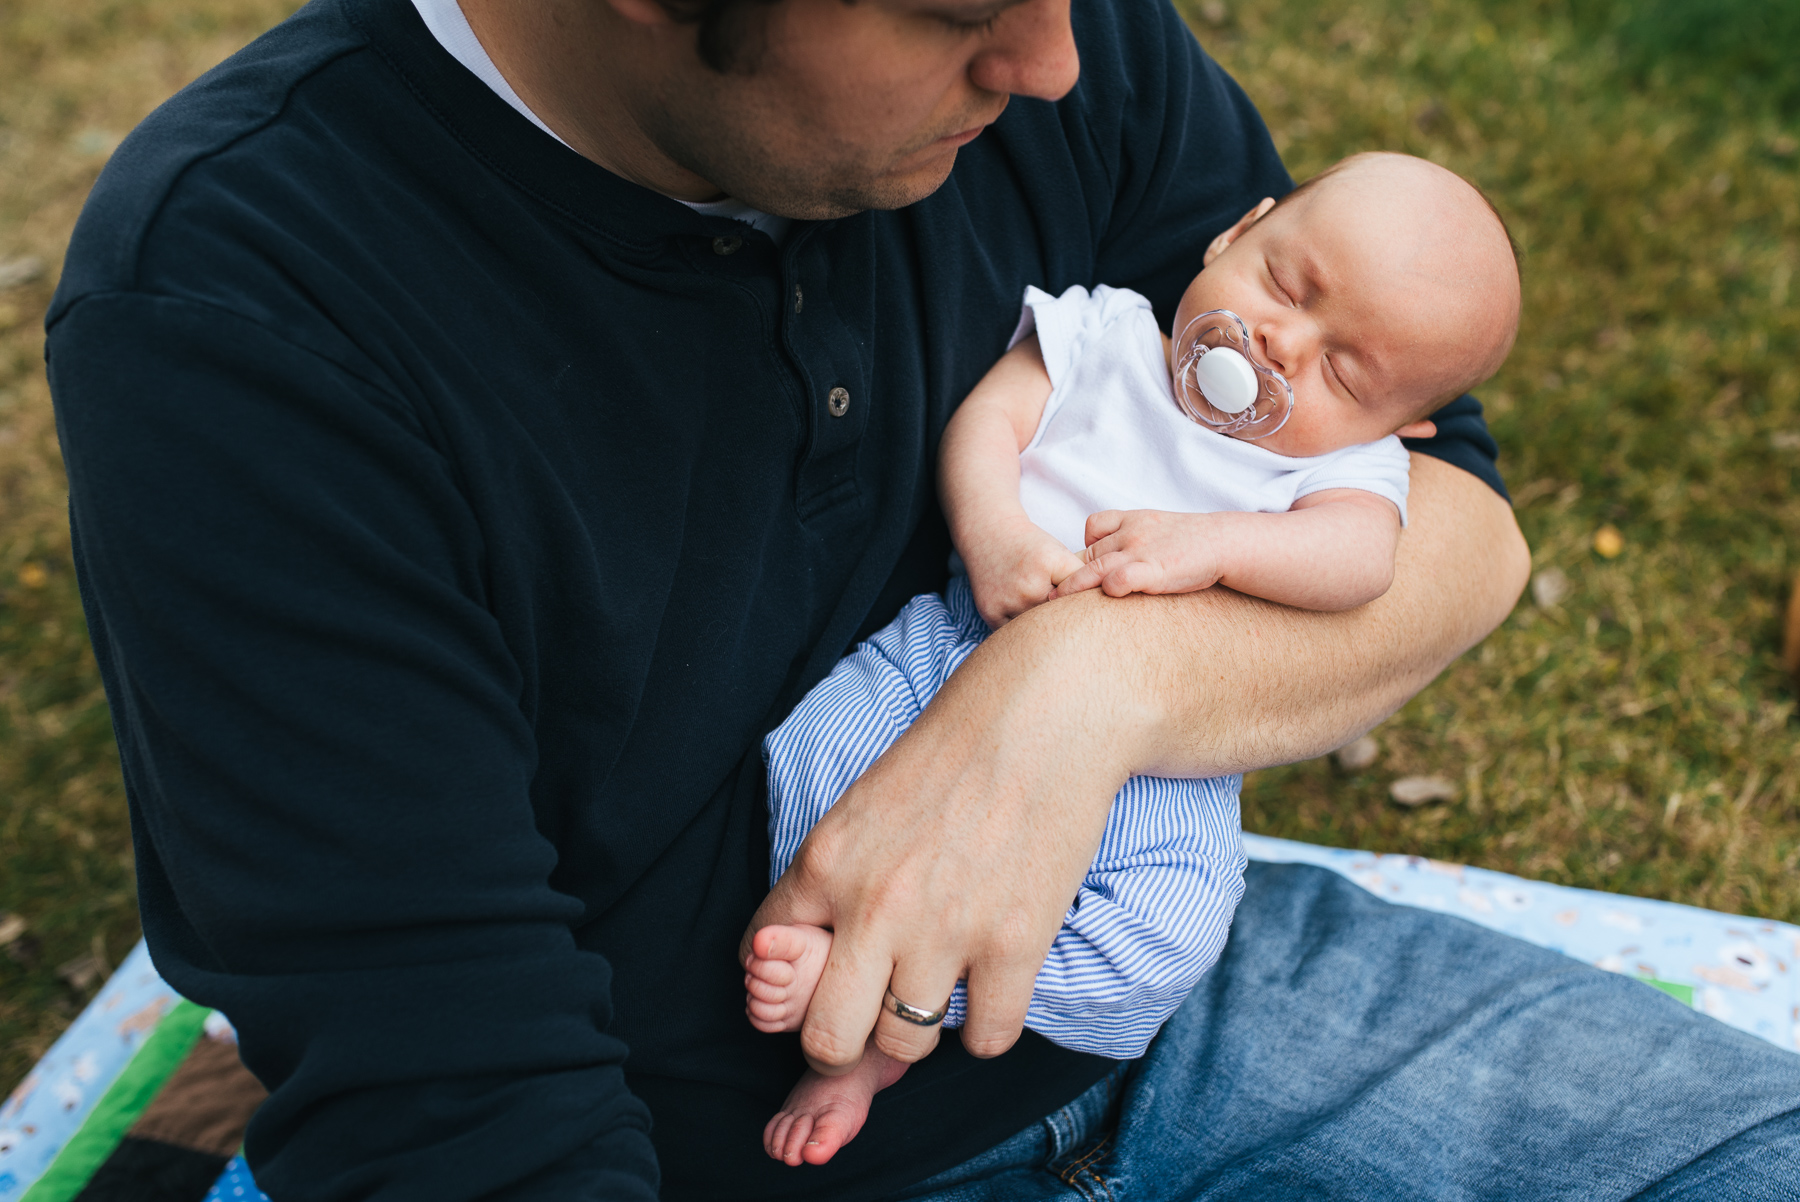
[634,0,1080,218]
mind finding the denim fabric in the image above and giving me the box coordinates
[897,862,1800,1201]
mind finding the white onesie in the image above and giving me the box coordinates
[1012,283,1410,553]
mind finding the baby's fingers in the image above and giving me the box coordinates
[1099,557,1163,597]
[1083,510,1126,548]
[1049,561,1105,599]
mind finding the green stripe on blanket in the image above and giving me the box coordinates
[20,1002,209,1202]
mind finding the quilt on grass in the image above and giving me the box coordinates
[5,835,1796,1199]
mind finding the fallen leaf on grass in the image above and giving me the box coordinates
[1389,775,1458,807]
[1333,735,1380,771]
[1531,567,1569,607]
[6,932,42,968]
[0,255,44,290]
[1593,525,1624,558]
[56,952,105,993]
[1784,571,1800,680]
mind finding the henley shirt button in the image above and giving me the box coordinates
[712,235,743,256]
[827,387,850,417]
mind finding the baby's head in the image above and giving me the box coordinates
[1169,152,1521,457]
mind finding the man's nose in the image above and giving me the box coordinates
[968,0,1080,102]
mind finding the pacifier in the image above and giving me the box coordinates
[1171,309,1294,440]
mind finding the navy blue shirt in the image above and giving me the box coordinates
[47,0,1502,1197]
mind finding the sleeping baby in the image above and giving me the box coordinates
[744,151,1522,1167]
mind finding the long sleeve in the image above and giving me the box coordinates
[44,0,1507,1193]
[51,295,660,1201]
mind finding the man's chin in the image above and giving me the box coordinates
[750,149,962,220]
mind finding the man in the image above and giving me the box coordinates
[46,0,1800,1197]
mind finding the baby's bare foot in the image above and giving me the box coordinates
[764,1045,909,1166]
[744,923,832,1033]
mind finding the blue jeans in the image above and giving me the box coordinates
[894,862,1800,1201]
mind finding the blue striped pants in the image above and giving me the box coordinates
[763,576,1247,1059]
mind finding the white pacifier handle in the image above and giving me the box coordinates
[1189,347,1257,414]
[1172,309,1295,440]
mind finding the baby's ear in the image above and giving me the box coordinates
[1395,420,1438,440]
[1202,197,1277,266]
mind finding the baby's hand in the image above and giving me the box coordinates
[1051,510,1227,600]
[959,516,1086,629]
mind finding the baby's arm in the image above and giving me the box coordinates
[939,336,1086,628]
[1051,488,1403,612]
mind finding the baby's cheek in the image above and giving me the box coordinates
[1257,395,1366,457]
[1241,405,1322,457]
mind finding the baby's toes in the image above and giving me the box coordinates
[745,964,795,996]
[800,1105,858,1165]
[753,924,820,966]
[763,1111,793,1160]
[745,993,802,1036]
[779,1112,816,1166]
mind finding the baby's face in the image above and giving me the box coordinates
[1169,155,1518,458]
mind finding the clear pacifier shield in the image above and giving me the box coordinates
[1172,309,1295,440]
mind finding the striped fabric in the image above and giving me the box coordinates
[764,576,1246,1059]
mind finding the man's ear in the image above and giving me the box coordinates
[1203,197,1276,266]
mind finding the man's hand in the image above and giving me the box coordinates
[742,593,1150,1074]
[959,514,1087,628]
[746,455,1529,1076]
[1052,509,1226,600]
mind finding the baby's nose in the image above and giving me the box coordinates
[1253,315,1312,378]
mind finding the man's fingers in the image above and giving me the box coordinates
[957,955,1039,1059]
[798,938,892,1075]
[870,960,961,1063]
[740,847,834,966]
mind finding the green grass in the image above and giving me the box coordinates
[1204,0,1800,914]
[2,0,1797,1094]
[0,0,304,1094]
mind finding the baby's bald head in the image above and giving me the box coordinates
[1278,152,1522,414]
[1175,150,1522,455]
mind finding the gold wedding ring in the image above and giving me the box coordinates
[884,988,948,1027]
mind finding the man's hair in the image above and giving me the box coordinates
[657,0,786,73]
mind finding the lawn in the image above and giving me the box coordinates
[2,0,1797,1094]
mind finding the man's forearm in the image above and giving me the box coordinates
[993,454,1529,778]
[749,455,1527,1071]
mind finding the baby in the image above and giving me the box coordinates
[745,152,1521,1167]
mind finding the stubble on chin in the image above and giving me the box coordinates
[675,133,959,218]
[640,91,965,218]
